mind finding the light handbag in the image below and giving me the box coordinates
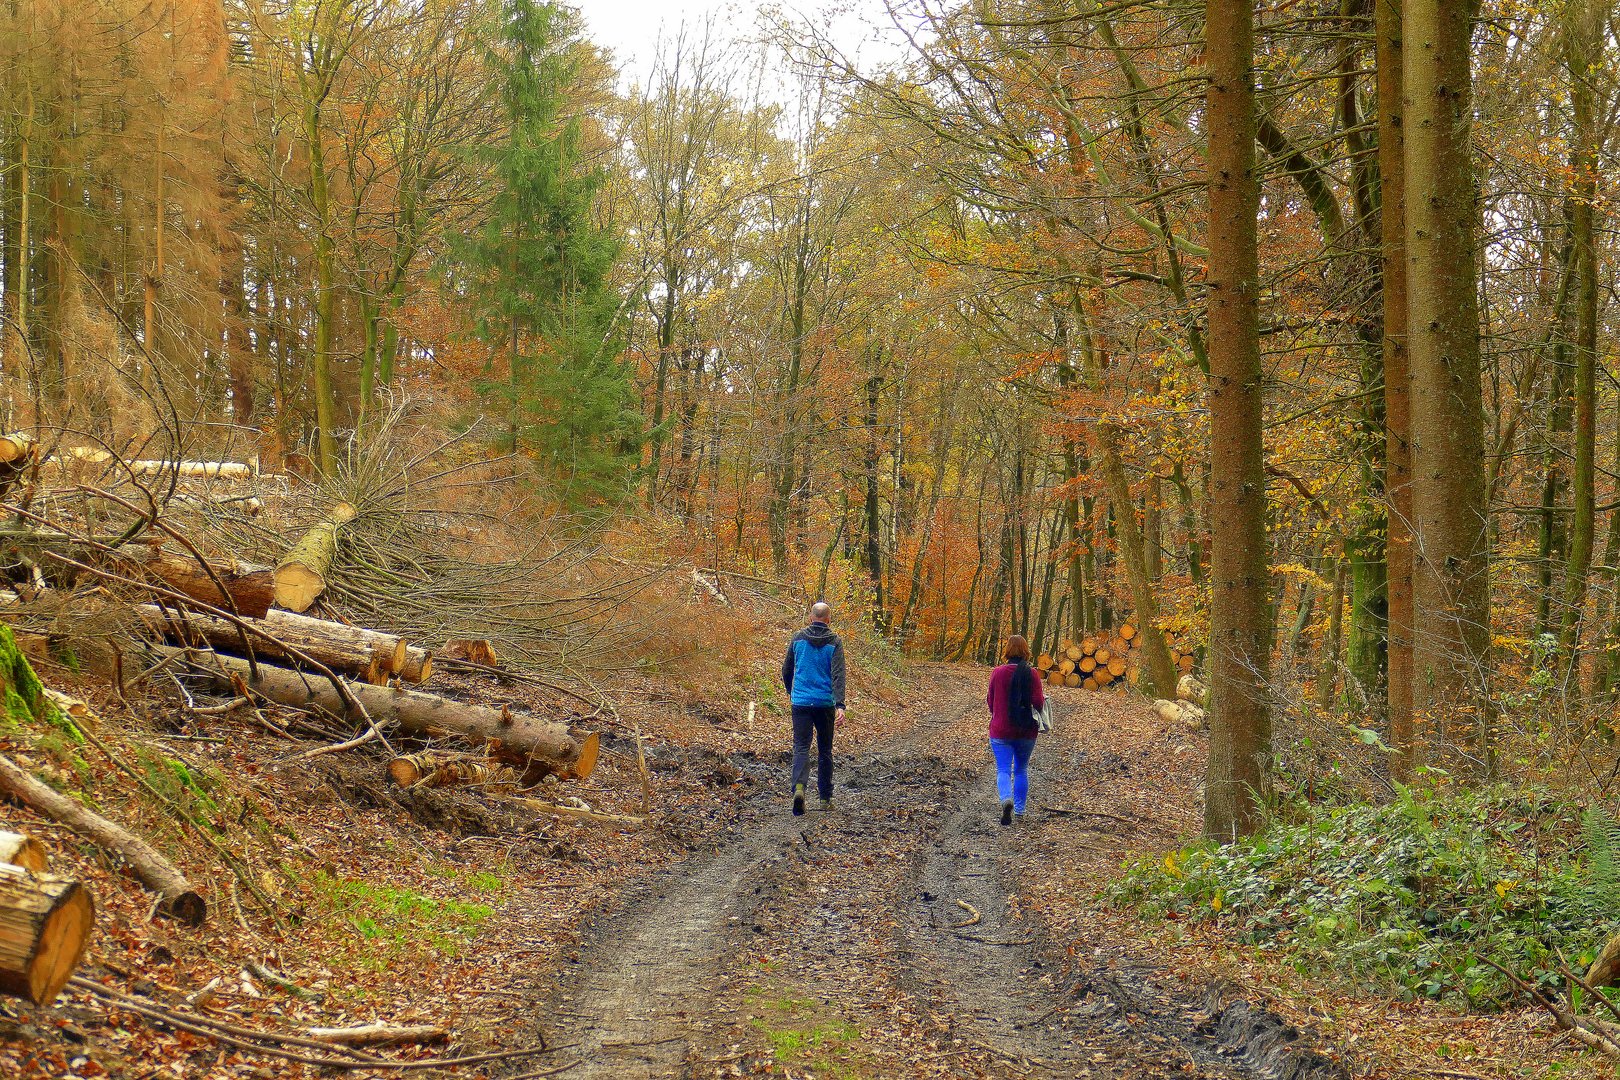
[1033,703,1052,733]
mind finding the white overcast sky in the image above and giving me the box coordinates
[577,0,911,85]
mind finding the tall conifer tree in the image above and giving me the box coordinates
[457,0,638,506]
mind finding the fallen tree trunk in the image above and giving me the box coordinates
[137,605,427,685]
[127,460,254,479]
[0,831,48,871]
[497,796,645,829]
[113,548,276,619]
[274,503,358,613]
[306,1023,449,1048]
[0,755,204,925]
[166,649,598,779]
[0,862,93,1004]
[388,753,518,790]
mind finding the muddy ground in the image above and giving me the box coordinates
[509,667,1348,1079]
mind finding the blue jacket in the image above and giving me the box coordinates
[782,623,846,708]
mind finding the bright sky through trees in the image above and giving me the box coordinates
[580,0,906,79]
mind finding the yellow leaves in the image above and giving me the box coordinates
[1163,851,1184,878]
[1274,562,1333,591]
[1494,880,1518,900]
[1491,634,1531,660]
[1210,891,1224,912]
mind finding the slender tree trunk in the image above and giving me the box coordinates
[864,371,886,630]
[308,102,339,475]
[1172,465,1204,586]
[1537,360,1572,637]
[1559,0,1600,686]
[1405,0,1492,774]
[1378,0,1413,774]
[1316,558,1347,713]
[1203,0,1272,839]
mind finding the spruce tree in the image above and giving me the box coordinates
[457,0,638,506]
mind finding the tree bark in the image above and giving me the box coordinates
[0,862,92,1005]
[1559,0,1600,684]
[0,754,204,925]
[1404,0,1492,774]
[112,549,276,619]
[1203,0,1272,840]
[1378,0,1413,775]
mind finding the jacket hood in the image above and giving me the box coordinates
[800,622,839,646]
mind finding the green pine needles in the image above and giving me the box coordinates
[452,0,640,508]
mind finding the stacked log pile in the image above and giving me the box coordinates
[1036,625,1198,691]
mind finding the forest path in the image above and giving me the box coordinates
[518,667,1345,1079]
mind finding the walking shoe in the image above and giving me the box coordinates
[1013,811,1026,824]
[815,797,833,812]
[1000,801,1013,827]
[792,784,806,817]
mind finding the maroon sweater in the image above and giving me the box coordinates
[986,662,1045,741]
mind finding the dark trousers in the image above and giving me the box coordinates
[791,705,836,800]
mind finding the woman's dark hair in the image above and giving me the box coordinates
[1003,635,1031,663]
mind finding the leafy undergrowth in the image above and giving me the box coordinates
[1109,785,1617,1009]
[1009,694,1616,1080]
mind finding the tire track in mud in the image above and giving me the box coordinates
[525,675,1347,1079]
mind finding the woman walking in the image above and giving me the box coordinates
[987,635,1044,825]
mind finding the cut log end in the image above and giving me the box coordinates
[164,890,207,927]
[271,565,325,614]
[0,831,48,873]
[570,731,601,781]
[0,864,93,1005]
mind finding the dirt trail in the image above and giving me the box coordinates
[524,669,1346,1079]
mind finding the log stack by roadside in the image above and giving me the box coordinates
[1036,624,1198,691]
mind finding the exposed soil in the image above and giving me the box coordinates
[515,667,1349,1079]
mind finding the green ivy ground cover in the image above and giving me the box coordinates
[1109,786,1620,1007]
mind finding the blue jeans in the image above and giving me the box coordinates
[990,738,1035,813]
[792,706,836,800]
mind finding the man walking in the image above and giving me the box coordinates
[782,602,846,816]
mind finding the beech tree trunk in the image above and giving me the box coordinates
[167,649,598,778]
[1405,0,1492,773]
[1378,0,1414,777]
[0,862,92,1004]
[0,755,204,925]
[1558,0,1600,684]
[274,502,357,612]
[1203,0,1272,840]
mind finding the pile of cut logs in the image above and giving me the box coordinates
[97,518,600,782]
[1037,626,1197,691]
